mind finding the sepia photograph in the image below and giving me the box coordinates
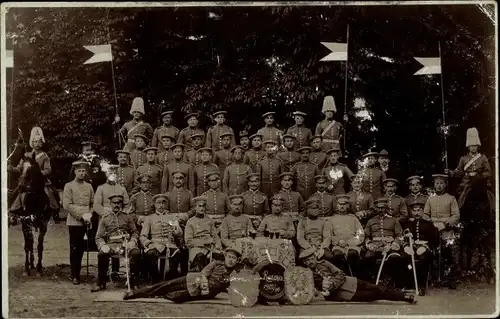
[1,1,498,318]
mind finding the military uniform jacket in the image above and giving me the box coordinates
[126,190,154,217]
[257,126,283,148]
[95,210,139,250]
[314,120,342,145]
[117,165,136,195]
[166,187,193,214]
[277,150,300,172]
[184,147,203,167]
[287,125,313,150]
[120,120,153,152]
[311,260,358,301]
[322,163,354,195]
[379,165,400,183]
[324,214,364,248]
[292,162,320,201]
[63,180,94,226]
[223,162,252,195]
[202,189,230,218]
[297,217,329,250]
[243,148,266,172]
[15,151,52,184]
[151,125,180,151]
[157,150,174,167]
[242,190,270,217]
[404,193,429,208]
[185,215,221,262]
[140,212,184,252]
[400,218,439,249]
[161,160,192,192]
[205,124,235,151]
[257,214,295,239]
[309,151,328,170]
[347,191,374,214]
[192,163,220,196]
[357,166,386,200]
[76,154,106,191]
[130,148,147,169]
[200,260,235,291]
[384,194,408,220]
[423,193,460,227]
[275,189,305,218]
[178,127,205,149]
[219,214,254,248]
[215,148,233,177]
[93,183,130,217]
[309,191,335,217]
[257,156,284,190]
[364,214,402,246]
[133,163,163,195]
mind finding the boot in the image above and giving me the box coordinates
[91,283,106,293]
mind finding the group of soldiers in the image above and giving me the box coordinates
[56,96,494,296]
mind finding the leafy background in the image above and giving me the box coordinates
[4,5,496,192]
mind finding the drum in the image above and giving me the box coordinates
[254,238,295,269]
[234,238,257,265]
[256,262,286,302]
[284,266,315,305]
[229,269,260,307]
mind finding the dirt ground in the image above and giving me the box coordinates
[6,221,499,318]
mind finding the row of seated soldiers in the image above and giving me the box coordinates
[64,161,459,296]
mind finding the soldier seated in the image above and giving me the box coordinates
[184,196,222,272]
[257,196,295,240]
[141,194,185,283]
[91,194,140,292]
[219,195,255,248]
[400,199,439,296]
[382,178,408,221]
[202,171,230,228]
[126,173,154,231]
[242,173,269,230]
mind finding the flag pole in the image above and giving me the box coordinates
[343,25,349,151]
[438,41,448,170]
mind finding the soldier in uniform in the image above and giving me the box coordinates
[93,165,130,218]
[238,130,250,152]
[309,175,335,218]
[205,111,235,151]
[126,174,154,229]
[322,144,354,196]
[202,172,230,228]
[309,135,328,170]
[362,197,403,283]
[347,175,374,225]
[214,132,234,177]
[244,133,266,172]
[91,194,140,292]
[287,111,313,150]
[424,174,460,289]
[242,173,270,229]
[357,151,386,200]
[178,112,205,149]
[314,96,344,152]
[192,148,219,196]
[377,149,400,182]
[141,194,185,282]
[383,178,408,221]
[400,198,439,295]
[275,172,305,223]
[130,134,148,169]
[257,140,284,200]
[291,146,320,201]
[151,111,179,151]
[404,176,429,208]
[183,133,205,166]
[257,111,284,148]
[219,195,255,248]
[277,134,300,172]
[257,196,296,240]
[116,150,135,195]
[76,141,106,191]
[161,143,192,192]
[63,161,94,285]
[133,147,163,196]
[117,97,154,152]
[324,194,364,275]
[184,196,222,272]
[156,134,175,166]
[223,145,252,195]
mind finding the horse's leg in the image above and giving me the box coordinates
[21,218,34,276]
[35,217,49,276]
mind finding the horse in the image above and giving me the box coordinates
[11,154,52,277]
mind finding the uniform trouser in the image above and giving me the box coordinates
[180,249,189,276]
[97,249,141,285]
[442,243,460,283]
[331,248,361,275]
[362,250,403,283]
[401,252,433,289]
[146,248,182,283]
[348,279,408,302]
[68,226,86,279]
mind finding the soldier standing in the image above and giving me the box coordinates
[116,150,135,195]
[257,140,284,200]
[223,146,252,195]
[127,174,155,229]
[133,147,163,196]
[275,172,305,223]
[178,112,205,149]
[314,96,344,152]
[404,176,428,208]
[161,143,192,192]
[291,146,320,201]
[192,148,219,196]
[243,133,265,172]
[117,97,153,152]
[322,144,354,196]
[214,132,234,177]
[205,111,235,151]
[257,111,283,148]
[309,175,335,218]
[202,172,230,228]
[156,134,175,166]
[309,136,328,170]
[382,178,408,221]
[357,151,386,200]
[347,175,374,225]
[183,133,205,166]
[287,111,313,150]
[241,173,270,230]
[151,111,179,152]
[129,134,148,169]
[277,134,300,172]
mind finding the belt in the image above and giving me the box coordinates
[323,139,339,143]
[372,236,394,242]
[244,214,262,220]
[207,214,225,220]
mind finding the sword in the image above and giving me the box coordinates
[404,229,419,296]
[124,237,131,293]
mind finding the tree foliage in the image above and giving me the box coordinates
[5,5,496,190]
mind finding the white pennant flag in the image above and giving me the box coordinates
[320,42,348,61]
[83,44,112,64]
[5,50,14,68]
[414,57,441,75]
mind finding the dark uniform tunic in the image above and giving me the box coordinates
[384,194,408,220]
[219,214,254,248]
[277,150,300,172]
[291,162,320,201]
[152,125,179,152]
[133,163,163,195]
[241,190,270,218]
[157,150,174,167]
[178,127,205,149]
[287,125,313,150]
[322,163,354,195]
[275,189,305,221]
[161,160,192,192]
[184,148,203,167]
[244,149,266,172]
[130,148,147,170]
[347,191,374,223]
[192,163,219,197]
[120,120,153,152]
[166,188,194,214]
[214,148,233,177]
[257,156,284,200]
[223,162,252,195]
[205,124,235,151]
[357,166,386,200]
[257,126,283,148]
[404,193,429,209]
[117,165,136,195]
[309,191,335,218]
[309,150,328,171]
[315,120,342,152]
